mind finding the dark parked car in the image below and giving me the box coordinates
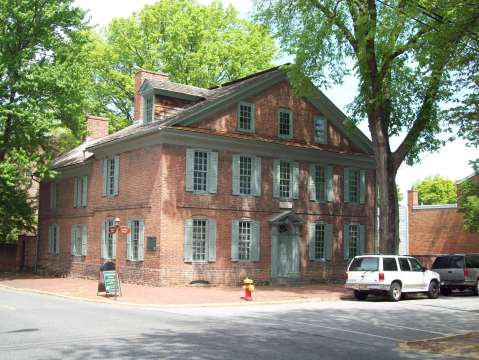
[431,254,479,296]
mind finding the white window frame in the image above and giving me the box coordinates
[73,176,88,208]
[127,219,144,262]
[102,218,116,260]
[277,109,293,138]
[185,149,218,194]
[237,102,255,132]
[143,94,154,124]
[184,217,216,263]
[314,116,328,144]
[103,156,119,197]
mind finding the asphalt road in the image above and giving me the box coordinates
[1,288,479,360]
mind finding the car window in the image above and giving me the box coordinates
[349,257,379,271]
[409,258,423,272]
[449,256,464,269]
[398,258,411,271]
[383,258,398,271]
[466,255,479,268]
[432,256,449,269]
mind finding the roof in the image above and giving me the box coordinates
[54,65,374,168]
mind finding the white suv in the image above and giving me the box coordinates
[345,255,441,301]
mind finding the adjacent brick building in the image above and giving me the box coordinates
[37,66,376,286]
[407,175,479,267]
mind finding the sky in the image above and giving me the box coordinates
[75,0,478,204]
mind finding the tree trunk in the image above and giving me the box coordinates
[369,111,399,254]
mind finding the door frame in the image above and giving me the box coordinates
[271,221,301,279]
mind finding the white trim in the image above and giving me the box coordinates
[413,204,457,210]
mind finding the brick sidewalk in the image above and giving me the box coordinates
[0,273,351,306]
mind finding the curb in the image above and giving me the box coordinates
[0,284,346,309]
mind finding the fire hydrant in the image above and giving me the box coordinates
[242,277,255,301]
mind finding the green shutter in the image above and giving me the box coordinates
[208,151,218,194]
[71,225,76,255]
[48,225,53,254]
[359,224,366,255]
[273,160,280,198]
[184,219,193,262]
[185,149,194,192]
[81,225,87,256]
[101,221,106,259]
[292,161,299,199]
[326,165,334,202]
[232,154,240,195]
[208,219,216,262]
[55,225,60,255]
[113,155,120,195]
[343,224,350,259]
[102,160,108,196]
[138,220,145,261]
[359,170,366,204]
[251,220,260,261]
[126,220,132,260]
[309,165,317,201]
[253,156,261,196]
[231,220,239,261]
[82,176,88,207]
[344,168,350,203]
[308,223,316,260]
[325,224,333,260]
[73,177,78,208]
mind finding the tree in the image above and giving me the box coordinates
[92,0,277,130]
[458,174,479,233]
[415,176,457,205]
[254,0,479,253]
[0,0,92,242]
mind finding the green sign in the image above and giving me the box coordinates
[103,270,118,295]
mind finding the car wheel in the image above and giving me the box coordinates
[473,280,479,296]
[440,288,452,296]
[427,280,439,299]
[354,290,368,301]
[389,282,402,302]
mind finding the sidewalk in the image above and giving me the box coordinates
[0,273,351,306]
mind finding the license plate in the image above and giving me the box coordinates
[358,285,367,290]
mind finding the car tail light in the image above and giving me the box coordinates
[464,267,469,277]
[379,272,385,281]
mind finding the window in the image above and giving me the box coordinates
[184,218,216,262]
[344,168,366,204]
[103,156,119,197]
[383,258,398,271]
[185,149,218,194]
[73,176,88,208]
[398,257,411,271]
[409,258,424,272]
[127,219,144,261]
[348,257,379,271]
[273,160,299,199]
[144,94,154,124]
[309,164,334,202]
[102,219,116,259]
[71,224,87,256]
[231,220,260,261]
[309,222,333,260]
[50,182,58,209]
[344,224,365,259]
[232,155,261,196]
[238,102,255,132]
[278,109,293,138]
[48,224,60,255]
[314,116,327,144]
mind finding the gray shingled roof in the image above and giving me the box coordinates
[146,79,211,98]
[51,141,94,169]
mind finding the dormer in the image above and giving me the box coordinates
[134,69,210,125]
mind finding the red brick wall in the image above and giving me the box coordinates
[86,116,109,141]
[408,188,479,256]
[190,81,364,154]
[0,236,36,272]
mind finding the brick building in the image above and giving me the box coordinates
[37,66,376,286]
[407,175,479,267]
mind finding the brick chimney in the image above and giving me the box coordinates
[85,115,109,142]
[134,69,169,122]
[407,187,418,208]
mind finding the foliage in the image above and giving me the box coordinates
[254,0,479,252]
[415,176,457,205]
[92,0,277,130]
[458,174,479,233]
[0,0,91,242]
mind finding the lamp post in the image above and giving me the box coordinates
[114,217,121,282]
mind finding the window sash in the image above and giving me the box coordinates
[193,151,208,192]
[314,165,326,201]
[239,156,252,195]
[238,103,253,131]
[279,161,291,198]
[349,224,359,258]
[144,95,154,123]
[314,117,327,143]
[238,221,252,260]
[192,219,207,261]
[131,220,140,260]
[106,219,114,259]
[349,169,360,203]
[314,223,325,259]
[278,111,292,137]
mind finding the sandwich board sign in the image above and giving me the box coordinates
[103,270,119,295]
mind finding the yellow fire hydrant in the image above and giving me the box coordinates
[242,277,255,301]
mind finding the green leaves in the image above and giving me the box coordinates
[415,176,458,205]
[458,174,479,233]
